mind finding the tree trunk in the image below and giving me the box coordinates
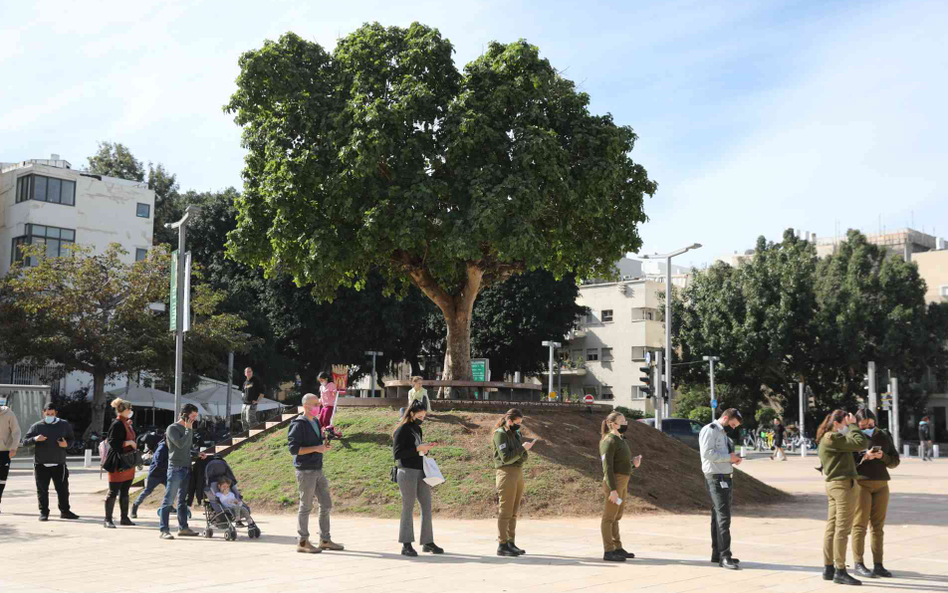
[85,372,108,439]
[405,264,484,400]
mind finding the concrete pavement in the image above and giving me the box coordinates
[1,453,946,593]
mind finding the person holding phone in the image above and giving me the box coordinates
[491,408,537,557]
[850,408,899,579]
[699,408,744,569]
[22,402,79,521]
[392,401,444,557]
[158,403,206,539]
[600,411,641,562]
[288,393,344,554]
[817,409,870,585]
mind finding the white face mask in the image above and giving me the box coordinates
[44,416,56,424]
[125,410,134,419]
[0,398,7,407]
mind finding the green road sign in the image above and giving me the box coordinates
[471,359,487,382]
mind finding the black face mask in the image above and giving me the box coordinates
[414,419,424,425]
[617,424,628,434]
[512,424,521,432]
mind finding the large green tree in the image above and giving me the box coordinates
[86,141,145,182]
[0,244,250,437]
[224,25,655,392]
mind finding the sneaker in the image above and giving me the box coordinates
[130,506,139,519]
[320,539,345,551]
[297,538,321,554]
[422,543,444,554]
[60,511,80,520]
[38,514,49,522]
[160,531,175,540]
[177,527,199,537]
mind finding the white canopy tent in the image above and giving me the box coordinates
[100,385,212,416]
[185,383,281,418]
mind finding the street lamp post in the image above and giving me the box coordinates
[703,356,720,413]
[541,341,562,401]
[643,243,702,418]
[164,205,201,415]
[365,351,383,398]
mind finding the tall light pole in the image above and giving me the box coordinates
[703,356,720,413]
[365,351,383,398]
[541,341,562,401]
[164,205,201,416]
[643,243,702,418]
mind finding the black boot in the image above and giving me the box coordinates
[853,563,875,578]
[497,542,519,557]
[119,497,135,526]
[422,543,444,554]
[104,498,116,529]
[603,550,627,562]
[401,543,418,557]
[823,565,836,581]
[873,564,893,578]
[833,568,862,586]
[508,541,526,555]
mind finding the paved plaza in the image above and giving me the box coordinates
[1,452,946,593]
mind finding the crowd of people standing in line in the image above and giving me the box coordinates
[0,389,926,582]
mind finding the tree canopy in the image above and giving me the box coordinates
[224,24,655,388]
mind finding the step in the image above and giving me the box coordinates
[265,422,280,428]
[248,429,264,436]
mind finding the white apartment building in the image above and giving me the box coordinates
[0,155,155,276]
[0,155,156,395]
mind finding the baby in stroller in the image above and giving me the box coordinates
[202,457,261,540]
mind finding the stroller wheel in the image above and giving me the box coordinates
[249,526,261,539]
[225,527,237,541]
[203,528,214,538]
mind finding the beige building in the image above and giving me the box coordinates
[0,155,155,276]
[914,250,948,305]
[555,275,668,413]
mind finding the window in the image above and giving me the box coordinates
[632,386,647,400]
[941,285,948,298]
[631,307,657,321]
[135,248,148,262]
[601,347,614,362]
[602,309,614,323]
[571,349,583,362]
[583,386,598,397]
[15,174,75,206]
[600,386,614,401]
[586,348,599,362]
[11,224,75,266]
[631,346,646,360]
[137,203,151,218]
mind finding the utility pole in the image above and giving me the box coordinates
[867,361,877,412]
[226,351,234,432]
[703,356,719,413]
[165,205,201,415]
[799,382,806,457]
[541,341,561,401]
[365,351,383,398]
[655,350,664,431]
[891,377,900,450]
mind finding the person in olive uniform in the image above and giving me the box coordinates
[850,408,899,579]
[491,408,537,557]
[816,409,869,586]
[599,411,642,562]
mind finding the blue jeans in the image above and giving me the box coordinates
[134,466,167,507]
[159,465,190,532]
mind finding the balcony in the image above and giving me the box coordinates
[558,360,588,376]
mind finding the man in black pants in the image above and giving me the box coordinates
[242,367,264,430]
[698,408,743,569]
[22,403,80,521]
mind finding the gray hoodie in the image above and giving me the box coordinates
[0,407,22,452]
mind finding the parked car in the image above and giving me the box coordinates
[637,417,705,450]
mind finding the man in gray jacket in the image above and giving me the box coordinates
[22,402,80,520]
[699,408,743,570]
[0,393,22,513]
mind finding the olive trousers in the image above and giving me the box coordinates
[496,466,524,544]
[824,479,858,569]
[601,474,630,552]
[851,480,890,565]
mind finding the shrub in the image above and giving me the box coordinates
[688,406,713,425]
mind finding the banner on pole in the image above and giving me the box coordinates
[332,365,349,395]
[169,251,177,331]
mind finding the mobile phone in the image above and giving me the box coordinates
[871,446,882,452]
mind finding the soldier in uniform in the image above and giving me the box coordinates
[491,408,537,557]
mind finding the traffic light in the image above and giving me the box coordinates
[662,381,669,402]
[639,365,652,397]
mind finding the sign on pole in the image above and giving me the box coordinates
[584,394,594,404]
[183,251,192,333]
[471,359,488,382]
[169,250,177,331]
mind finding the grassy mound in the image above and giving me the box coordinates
[223,408,789,518]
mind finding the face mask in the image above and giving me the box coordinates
[44,416,56,424]
[617,424,628,434]
[839,425,850,435]
[0,398,7,407]
[512,424,521,432]
[414,418,424,425]
[126,410,134,419]
[863,428,875,437]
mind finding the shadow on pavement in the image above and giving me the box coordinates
[327,549,623,567]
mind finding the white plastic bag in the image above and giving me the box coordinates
[422,455,445,486]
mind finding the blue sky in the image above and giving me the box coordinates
[2,0,945,268]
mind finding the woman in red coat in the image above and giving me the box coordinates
[104,398,137,528]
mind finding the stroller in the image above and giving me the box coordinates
[201,457,261,541]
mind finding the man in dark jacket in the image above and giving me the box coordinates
[288,393,343,554]
[242,367,264,430]
[919,417,933,461]
[22,403,80,520]
[131,436,168,518]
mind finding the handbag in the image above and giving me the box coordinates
[390,466,399,483]
[422,455,445,487]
